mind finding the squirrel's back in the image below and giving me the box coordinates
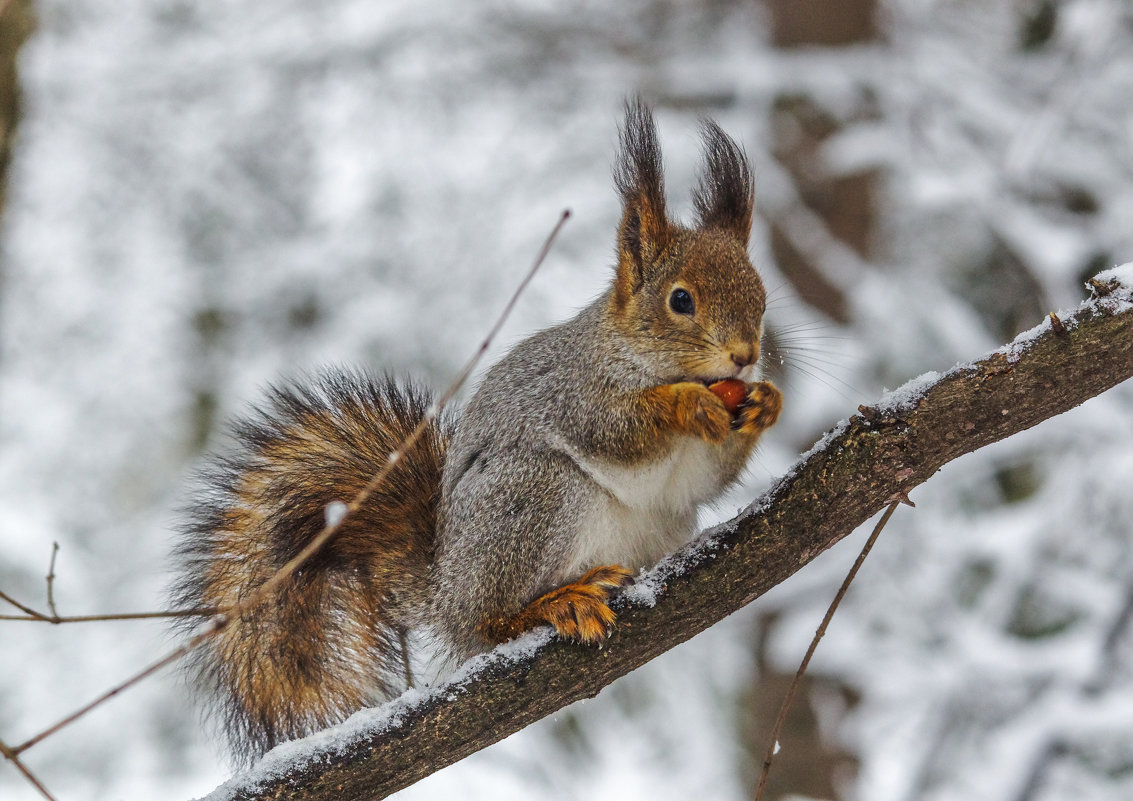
[171,371,451,762]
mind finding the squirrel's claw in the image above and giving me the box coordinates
[734,381,783,435]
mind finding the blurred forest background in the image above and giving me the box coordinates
[1,1,1132,799]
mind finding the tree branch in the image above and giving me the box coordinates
[204,269,1133,801]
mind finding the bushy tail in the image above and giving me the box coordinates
[170,371,450,763]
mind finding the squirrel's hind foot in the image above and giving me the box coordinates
[478,565,635,646]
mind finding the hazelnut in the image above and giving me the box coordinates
[708,378,747,415]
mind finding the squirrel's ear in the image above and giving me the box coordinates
[613,98,672,296]
[691,119,754,243]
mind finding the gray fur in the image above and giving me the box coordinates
[430,288,756,657]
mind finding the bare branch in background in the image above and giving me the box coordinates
[44,542,59,618]
[754,500,901,801]
[0,739,55,801]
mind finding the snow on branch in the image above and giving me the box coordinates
[202,266,1133,801]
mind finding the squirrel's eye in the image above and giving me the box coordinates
[669,288,695,315]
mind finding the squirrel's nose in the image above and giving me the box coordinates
[730,346,756,369]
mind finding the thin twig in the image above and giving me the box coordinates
[0,608,216,624]
[0,589,47,620]
[753,500,901,801]
[12,618,227,755]
[8,209,570,759]
[45,542,59,618]
[3,544,215,622]
[0,738,58,801]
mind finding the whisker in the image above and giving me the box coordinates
[771,328,847,342]
[770,342,853,355]
[769,344,858,371]
[777,360,863,399]
[774,366,859,403]
[763,281,793,305]
[687,317,723,348]
[771,351,855,371]
[770,329,849,345]
[770,318,837,332]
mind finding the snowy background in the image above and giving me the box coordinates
[1,1,1132,799]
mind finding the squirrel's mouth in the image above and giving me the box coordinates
[683,360,756,387]
[696,368,751,386]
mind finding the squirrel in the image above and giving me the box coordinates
[170,100,782,764]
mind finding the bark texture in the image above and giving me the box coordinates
[208,273,1133,801]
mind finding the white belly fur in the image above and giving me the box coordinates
[558,436,726,578]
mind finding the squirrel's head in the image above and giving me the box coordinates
[609,99,766,385]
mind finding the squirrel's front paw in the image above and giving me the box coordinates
[735,380,783,435]
[477,565,635,646]
[671,382,732,442]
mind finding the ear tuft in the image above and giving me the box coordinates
[614,98,665,214]
[691,119,754,243]
[614,98,671,293]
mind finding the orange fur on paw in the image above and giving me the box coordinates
[735,380,783,434]
[671,383,732,442]
[478,564,635,645]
